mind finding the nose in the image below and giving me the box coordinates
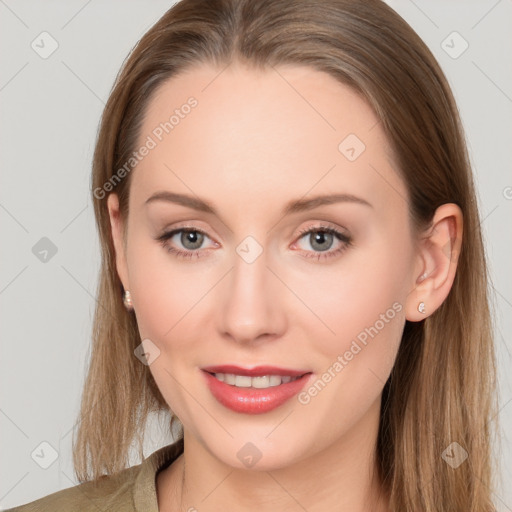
[217,245,287,345]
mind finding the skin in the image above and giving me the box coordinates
[107,62,463,512]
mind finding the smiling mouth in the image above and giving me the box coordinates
[205,372,306,389]
[201,367,313,414]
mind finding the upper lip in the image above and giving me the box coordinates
[201,365,311,377]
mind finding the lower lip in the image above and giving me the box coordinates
[202,371,312,414]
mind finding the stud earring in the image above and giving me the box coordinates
[418,272,428,282]
[417,301,426,314]
[123,290,133,311]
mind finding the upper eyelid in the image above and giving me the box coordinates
[297,221,349,235]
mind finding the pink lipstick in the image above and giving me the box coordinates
[201,365,313,414]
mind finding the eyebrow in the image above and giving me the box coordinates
[144,191,373,215]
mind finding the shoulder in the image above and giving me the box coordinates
[5,439,184,512]
[5,465,140,512]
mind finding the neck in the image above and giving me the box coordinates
[157,398,389,512]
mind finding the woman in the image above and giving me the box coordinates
[7,0,498,510]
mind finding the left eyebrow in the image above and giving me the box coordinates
[144,191,373,216]
[282,193,373,215]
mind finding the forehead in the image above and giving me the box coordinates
[130,63,407,218]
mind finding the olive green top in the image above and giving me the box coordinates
[5,438,184,512]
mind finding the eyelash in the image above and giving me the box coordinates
[156,223,352,261]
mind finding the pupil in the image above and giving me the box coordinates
[182,230,203,249]
[311,231,332,251]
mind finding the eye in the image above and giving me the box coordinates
[294,223,352,261]
[156,223,352,261]
[156,227,217,259]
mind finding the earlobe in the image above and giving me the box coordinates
[405,203,463,322]
[106,193,130,291]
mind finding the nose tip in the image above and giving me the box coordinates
[217,255,287,345]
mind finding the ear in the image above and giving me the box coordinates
[405,203,463,321]
[107,193,130,291]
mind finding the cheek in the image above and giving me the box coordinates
[126,241,212,416]
[290,261,406,437]
[126,234,226,357]
[293,271,405,398]
[293,229,412,407]
[303,240,409,343]
[126,235,186,337]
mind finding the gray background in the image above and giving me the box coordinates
[1,0,511,509]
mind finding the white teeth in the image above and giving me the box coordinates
[234,375,252,387]
[213,373,300,388]
[252,376,271,388]
[269,375,282,386]
[224,373,236,385]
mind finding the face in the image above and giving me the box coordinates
[109,63,423,470]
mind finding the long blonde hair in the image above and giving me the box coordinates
[74,1,499,509]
